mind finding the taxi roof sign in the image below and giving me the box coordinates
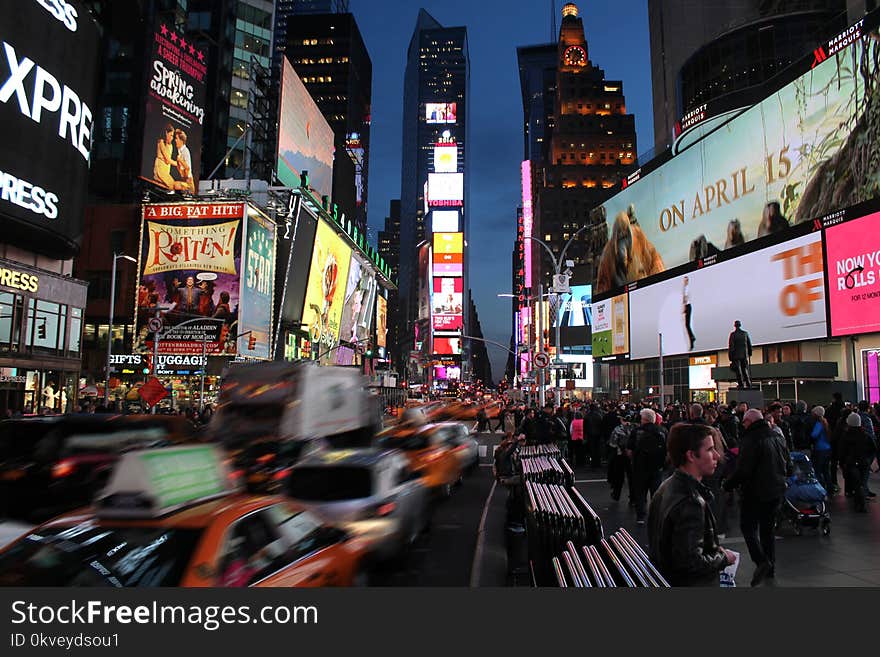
[96,446,232,518]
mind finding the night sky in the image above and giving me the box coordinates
[353,0,654,381]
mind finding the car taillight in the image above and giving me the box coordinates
[51,459,75,479]
[229,469,245,481]
[256,454,275,465]
[375,502,396,517]
[271,468,290,482]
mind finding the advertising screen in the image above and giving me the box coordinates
[593,28,880,294]
[339,254,378,345]
[134,203,244,355]
[433,144,458,173]
[376,294,388,354]
[277,58,335,199]
[0,0,100,258]
[434,337,461,356]
[689,355,717,390]
[432,277,463,332]
[591,293,629,358]
[139,18,207,194]
[238,211,276,359]
[824,210,880,336]
[629,232,827,359]
[417,244,431,321]
[426,102,457,124]
[556,355,594,389]
[303,220,352,362]
[432,232,463,276]
[558,285,592,349]
[278,209,317,326]
[431,210,459,233]
[427,173,464,205]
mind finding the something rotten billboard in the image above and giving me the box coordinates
[0,0,100,258]
[238,211,276,359]
[593,25,880,294]
[139,20,207,192]
[135,203,244,355]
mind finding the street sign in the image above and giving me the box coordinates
[534,352,550,369]
[549,362,568,370]
[148,317,163,333]
[138,377,169,408]
[552,273,571,294]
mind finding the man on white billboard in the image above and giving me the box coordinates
[728,320,753,389]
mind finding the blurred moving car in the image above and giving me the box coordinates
[435,422,479,473]
[285,449,430,562]
[228,438,326,494]
[0,414,196,520]
[376,424,463,497]
[0,446,371,587]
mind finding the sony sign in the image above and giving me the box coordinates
[0,0,99,258]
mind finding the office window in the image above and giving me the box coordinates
[0,292,22,352]
[26,300,66,353]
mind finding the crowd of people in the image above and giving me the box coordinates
[491,393,879,586]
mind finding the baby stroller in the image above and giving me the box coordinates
[780,452,831,536]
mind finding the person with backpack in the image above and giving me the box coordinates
[627,408,668,524]
[723,409,793,586]
[838,413,876,513]
[608,414,634,502]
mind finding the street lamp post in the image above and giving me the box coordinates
[104,253,137,408]
[523,226,589,404]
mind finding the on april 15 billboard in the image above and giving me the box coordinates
[0,0,100,258]
[628,232,827,359]
[303,220,352,362]
[238,211,276,358]
[824,210,880,337]
[277,57,335,200]
[135,203,244,355]
[139,19,207,193]
[593,26,880,294]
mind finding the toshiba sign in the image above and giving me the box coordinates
[0,0,99,258]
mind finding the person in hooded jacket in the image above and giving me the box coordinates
[838,412,876,512]
[627,408,668,524]
[723,409,793,586]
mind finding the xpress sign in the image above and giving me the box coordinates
[0,0,99,258]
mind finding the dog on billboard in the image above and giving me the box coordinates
[596,206,665,293]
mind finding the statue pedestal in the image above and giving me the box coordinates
[727,387,765,410]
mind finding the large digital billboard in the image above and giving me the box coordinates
[139,19,207,194]
[431,210,459,233]
[434,336,461,356]
[824,210,880,336]
[555,355,594,389]
[432,277,463,332]
[134,203,244,355]
[338,253,377,346]
[593,26,880,294]
[591,293,629,358]
[427,173,464,206]
[433,144,458,173]
[376,294,388,356]
[0,0,100,258]
[629,232,827,359]
[426,102,457,124]
[238,211,276,359]
[557,284,592,349]
[303,220,352,362]
[433,232,463,276]
[277,58,335,199]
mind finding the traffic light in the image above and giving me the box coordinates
[37,321,46,340]
[248,333,256,350]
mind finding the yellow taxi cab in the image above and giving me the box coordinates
[0,445,371,587]
[376,423,463,497]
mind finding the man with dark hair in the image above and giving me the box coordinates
[648,423,736,586]
[768,402,792,451]
[787,400,811,451]
[723,409,793,586]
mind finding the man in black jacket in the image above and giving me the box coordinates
[627,408,668,524]
[648,423,737,586]
[728,320,753,389]
[723,409,793,586]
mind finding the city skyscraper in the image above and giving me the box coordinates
[400,9,469,384]
[275,11,372,232]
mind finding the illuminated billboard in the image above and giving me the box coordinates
[434,336,461,356]
[433,144,458,173]
[376,294,388,354]
[139,18,206,194]
[629,232,826,359]
[277,58,335,199]
[591,293,629,358]
[824,210,880,337]
[431,210,459,233]
[558,285,592,327]
[427,173,464,206]
[238,211,276,359]
[134,203,244,356]
[417,243,431,321]
[426,102,457,124]
[555,355,594,389]
[303,220,352,362]
[432,232,463,276]
[0,0,100,258]
[432,277,463,332]
[593,26,880,294]
[339,254,378,345]
[521,161,533,287]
